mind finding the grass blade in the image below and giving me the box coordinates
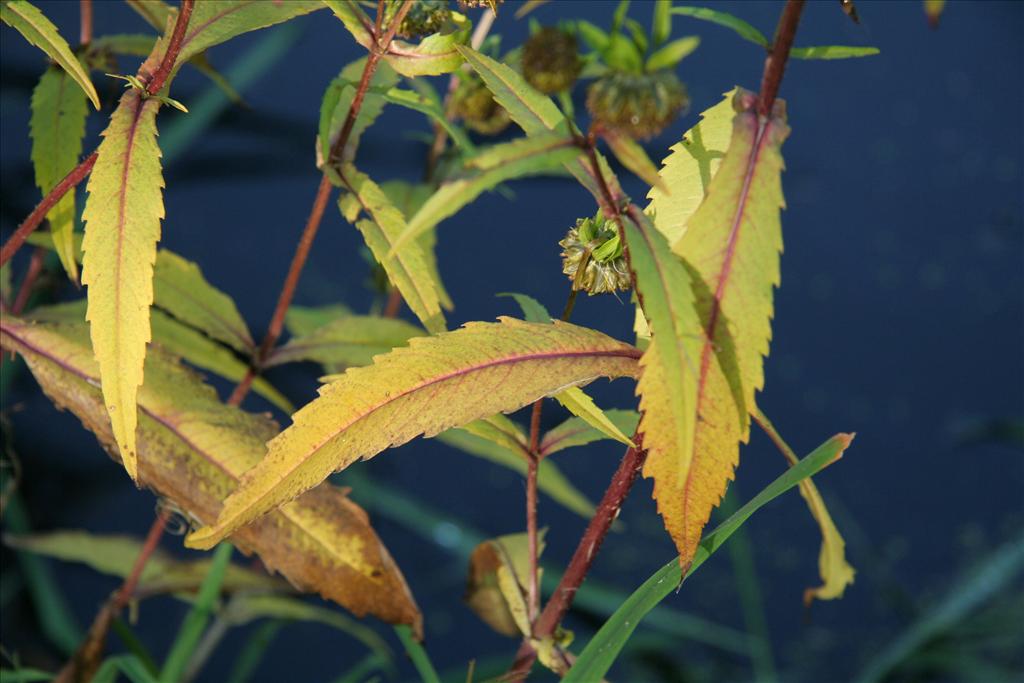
[394,625,441,683]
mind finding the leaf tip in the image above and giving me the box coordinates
[184,526,220,551]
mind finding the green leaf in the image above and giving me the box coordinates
[81,88,166,481]
[1,0,100,108]
[645,35,700,71]
[0,669,54,683]
[390,134,579,254]
[538,409,640,458]
[600,126,668,193]
[4,530,286,596]
[1,317,422,632]
[652,0,672,46]
[186,318,641,549]
[564,433,854,682]
[671,5,768,48]
[94,655,159,683]
[159,543,234,683]
[575,20,609,53]
[378,85,475,153]
[125,0,171,31]
[319,58,399,168]
[553,387,635,448]
[395,625,441,683]
[322,0,372,44]
[174,0,322,64]
[152,250,255,354]
[285,303,353,337]
[337,166,448,333]
[497,292,551,324]
[30,65,88,281]
[605,33,644,73]
[267,314,423,371]
[436,419,596,518]
[790,45,880,60]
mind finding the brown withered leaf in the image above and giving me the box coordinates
[465,531,542,638]
[0,317,421,635]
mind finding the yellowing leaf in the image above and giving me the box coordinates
[646,88,736,245]
[465,532,543,637]
[319,59,398,169]
[1,0,100,108]
[553,387,635,448]
[81,88,166,481]
[267,314,423,371]
[600,126,668,194]
[338,166,448,334]
[29,66,88,281]
[1,317,421,632]
[653,88,789,565]
[538,409,640,458]
[187,318,641,549]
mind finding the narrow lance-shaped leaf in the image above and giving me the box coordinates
[173,0,323,64]
[81,88,165,481]
[0,318,422,633]
[599,126,668,194]
[670,6,768,48]
[790,45,880,60]
[267,315,423,371]
[30,66,88,281]
[656,88,788,562]
[564,433,854,683]
[319,59,399,169]
[539,409,640,458]
[338,166,448,333]
[186,318,641,549]
[1,0,100,108]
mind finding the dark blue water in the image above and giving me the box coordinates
[2,2,1022,682]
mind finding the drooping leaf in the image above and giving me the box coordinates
[1,0,100,108]
[655,88,788,562]
[186,318,641,549]
[4,530,285,596]
[599,126,668,193]
[646,88,736,244]
[80,88,166,481]
[337,166,447,333]
[30,300,292,413]
[391,134,580,253]
[790,45,880,60]
[553,387,635,448]
[436,417,596,518]
[319,59,399,169]
[455,45,624,205]
[152,250,255,354]
[753,407,855,604]
[465,532,543,637]
[0,318,422,632]
[645,35,700,71]
[564,434,854,683]
[670,5,768,48]
[29,66,88,281]
[173,0,323,64]
[267,315,423,371]
[538,409,640,458]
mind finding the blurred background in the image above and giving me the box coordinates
[1,1,1022,681]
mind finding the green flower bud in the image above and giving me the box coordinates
[452,74,510,135]
[586,70,690,139]
[559,213,632,295]
[522,26,582,94]
[385,0,452,39]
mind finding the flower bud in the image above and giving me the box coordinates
[586,70,689,139]
[386,0,452,39]
[522,26,582,94]
[452,74,511,135]
[559,214,632,295]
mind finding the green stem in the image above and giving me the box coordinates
[394,625,441,683]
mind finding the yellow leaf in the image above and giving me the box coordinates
[465,531,543,638]
[81,89,165,481]
[1,317,421,632]
[187,318,641,549]
[553,386,635,448]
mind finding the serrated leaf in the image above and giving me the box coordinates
[390,134,579,254]
[80,88,166,481]
[322,0,372,44]
[267,315,423,371]
[456,45,624,208]
[564,433,854,683]
[337,166,447,333]
[671,5,767,47]
[657,88,789,565]
[30,66,88,281]
[186,318,641,549]
[437,417,596,518]
[646,88,735,244]
[0,318,421,632]
[1,0,100,109]
[152,250,254,353]
[31,300,291,413]
[645,35,700,71]
[174,0,322,64]
[790,45,880,60]
[319,59,398,168]
[538,409,640,458]
[600,126,668,193]
[553,387,635,448]
[4,530,286,596]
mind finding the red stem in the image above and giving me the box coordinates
[758,0,805,116]
[383,287,403,318]
[145,0,194,96]
[79,0,93,47]
[11,248,46,315]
